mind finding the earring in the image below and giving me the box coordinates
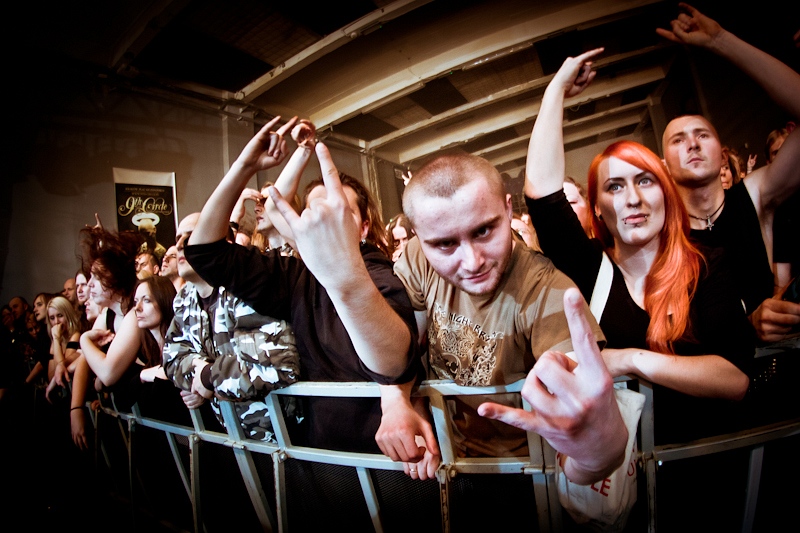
[361,238,366,245]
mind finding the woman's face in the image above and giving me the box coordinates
[85,299,101,323]
[719,163,733,189]
[392,224,409,252]
[595,157,665,250]
[563,181,593,234]
[33,295,48,322]
[306,184,369,242]
[88,268,113,308]
[75,273,89,304]
[133,283,161,331]
[48,307,66,328]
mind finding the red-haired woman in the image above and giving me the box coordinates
[524,49,752,446]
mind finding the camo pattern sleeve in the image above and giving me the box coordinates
[162,282,214,391]
[202,286,300,401]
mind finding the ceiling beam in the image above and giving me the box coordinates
[237,0,434,102]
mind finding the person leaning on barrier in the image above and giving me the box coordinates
[183,116,424,454]
[162,213,301,442]
[525,48,751,446]
[388,150,627,486]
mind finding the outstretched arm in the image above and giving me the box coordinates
[264,142,316,250]
[657,3,800,206]
[478,288,626,485]
[269,142,412,378]
[190,116,296,246]
[602,349,748,400]
[525,48,603,200]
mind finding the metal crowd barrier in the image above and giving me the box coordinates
[91,377,800,533]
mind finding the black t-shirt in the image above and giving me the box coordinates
[689,180,774,315]
[185,239,423,454]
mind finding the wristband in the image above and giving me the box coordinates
[229,221,239,231]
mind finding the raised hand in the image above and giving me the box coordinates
[236,115,297,174]
[556,48,604,98]
[656,3,723,48]
[268,142,363,289]
[477,288,626,484]
[747,153,757,173]
[231,188,262,225]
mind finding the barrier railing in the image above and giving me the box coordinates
[92,377,800,533]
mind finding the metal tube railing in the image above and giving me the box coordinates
[87,378,800,533]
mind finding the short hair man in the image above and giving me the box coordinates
[159,245,184,291]
[658,4,800,343]
[393,152,626,484]
[8,297,29,324]
[62,278,77,307]
[162,213,301,441]
[134,251,160,279]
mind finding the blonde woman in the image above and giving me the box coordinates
[43,296,82,400]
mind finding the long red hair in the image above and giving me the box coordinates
[587,141,703,354]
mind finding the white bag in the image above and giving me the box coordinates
[555,386,645,531]
[554,251,646,531]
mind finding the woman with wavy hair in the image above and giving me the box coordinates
[68,220,142,449]
[524,49,753,445]
[79,275,179,416]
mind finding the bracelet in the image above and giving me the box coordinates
[229,220,239,231]
[70,406,84,411]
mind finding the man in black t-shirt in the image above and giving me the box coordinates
[658,4,800,344]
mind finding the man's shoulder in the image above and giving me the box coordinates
[505,244,572,292]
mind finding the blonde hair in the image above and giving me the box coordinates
[46,296,82,341]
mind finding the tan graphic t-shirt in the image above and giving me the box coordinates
[394,237,605,457]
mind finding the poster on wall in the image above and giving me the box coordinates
[113,168,177,262]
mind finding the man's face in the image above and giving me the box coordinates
[62,278,77,304]
[176,214,200,281]
[411,178,513,297]
[75,273,89,304]
[135,253,158,277]
[160,246,179,279]
[662,116,723,186]
[9,298,27,320]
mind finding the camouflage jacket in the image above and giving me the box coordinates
[163,282,300,442]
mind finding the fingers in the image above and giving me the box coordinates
[576,47,604,63]
[268,186,302,229]
[655,28,679,43]
[477,401,540,432]
[562,288,604,373]
[315,143,345,201]
[276,116,298,136]
[418,420,440,457]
